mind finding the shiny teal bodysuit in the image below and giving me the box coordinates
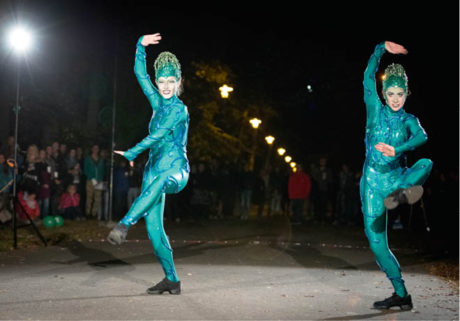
[119,37,190,282]
[361,42,433,297]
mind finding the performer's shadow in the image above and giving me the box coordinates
[272,242,358,270]
[50,240,148,288]
[54,240,130,267]
[324,309,404,320]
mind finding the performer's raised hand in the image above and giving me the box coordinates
[374,142,396,157]
[114,150,125,156]
[141,33,162,47]
[384,41,408,55]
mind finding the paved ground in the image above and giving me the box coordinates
[0,217,458,320]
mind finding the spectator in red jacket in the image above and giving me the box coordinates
[288,164,311,224]
[58,184,83,220]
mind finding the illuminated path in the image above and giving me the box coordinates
[0,219,457,320]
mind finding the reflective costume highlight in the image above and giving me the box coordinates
[119,37,190,283]
[361,42,433,297]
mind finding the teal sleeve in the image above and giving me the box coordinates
[134,36,161,111]
[394,116,428,155]
[124,105,185,161]
[363,42,386,124]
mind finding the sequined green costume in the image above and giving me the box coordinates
[361,42,433,297]
[119,37,190,282]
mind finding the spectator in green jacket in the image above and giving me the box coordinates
[83,144,105,218]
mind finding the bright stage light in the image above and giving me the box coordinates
[8,26,32,54]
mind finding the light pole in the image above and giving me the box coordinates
[7,26,34,248]
[248,118,261,171]
[8,26,32,196]
[264,135,275,171]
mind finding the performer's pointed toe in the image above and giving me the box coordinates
[107,223,128,245]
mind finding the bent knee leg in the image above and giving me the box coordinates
[402,158,433,187]
[163,168,189,194]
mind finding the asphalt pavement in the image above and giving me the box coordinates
[0,216,458,320]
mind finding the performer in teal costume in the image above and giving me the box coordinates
[361,41,432,310]
[108,33,189,295]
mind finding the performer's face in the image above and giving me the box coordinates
[384,86,407,111]
[157,76,180,99]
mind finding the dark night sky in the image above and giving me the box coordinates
[0,1,458,170]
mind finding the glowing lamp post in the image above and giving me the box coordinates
[290,162,296,168]
[264,135,275,145]
[264,135,275,170]
[284,155,292,163]
[277,148,286,156]
[249,117,261,129]
[219,84,233,98]
[248,118,261,171]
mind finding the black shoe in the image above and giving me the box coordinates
[147,278,181,295]
[373,293,413,310]
[107,223,128,245]
[384,186,424,210]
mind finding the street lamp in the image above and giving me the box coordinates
[284,155,292,163]
[219,84,233,98]
[249,117,261,129]
[248,118,261,171]
[263,135,275,171]
[290,162,296,168]
[265,135,275,145]
[277,147,286,156]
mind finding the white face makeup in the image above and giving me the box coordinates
[157,76,180,99]
[384,86,407,111]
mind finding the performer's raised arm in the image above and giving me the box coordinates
[363,42,385,122]
[363,41,408,124]
[134,34,162,111]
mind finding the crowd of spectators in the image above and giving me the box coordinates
[0,136,143,225]
[163,156,363,227]
[0,136,457,239]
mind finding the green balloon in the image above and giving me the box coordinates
[43,216,56,228]
[54,216,64,227]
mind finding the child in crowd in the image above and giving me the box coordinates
[58,184,83,220]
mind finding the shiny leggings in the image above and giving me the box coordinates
[360,158,433,297]
[120,167,189,282]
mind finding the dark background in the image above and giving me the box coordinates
[0,0,458,171]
